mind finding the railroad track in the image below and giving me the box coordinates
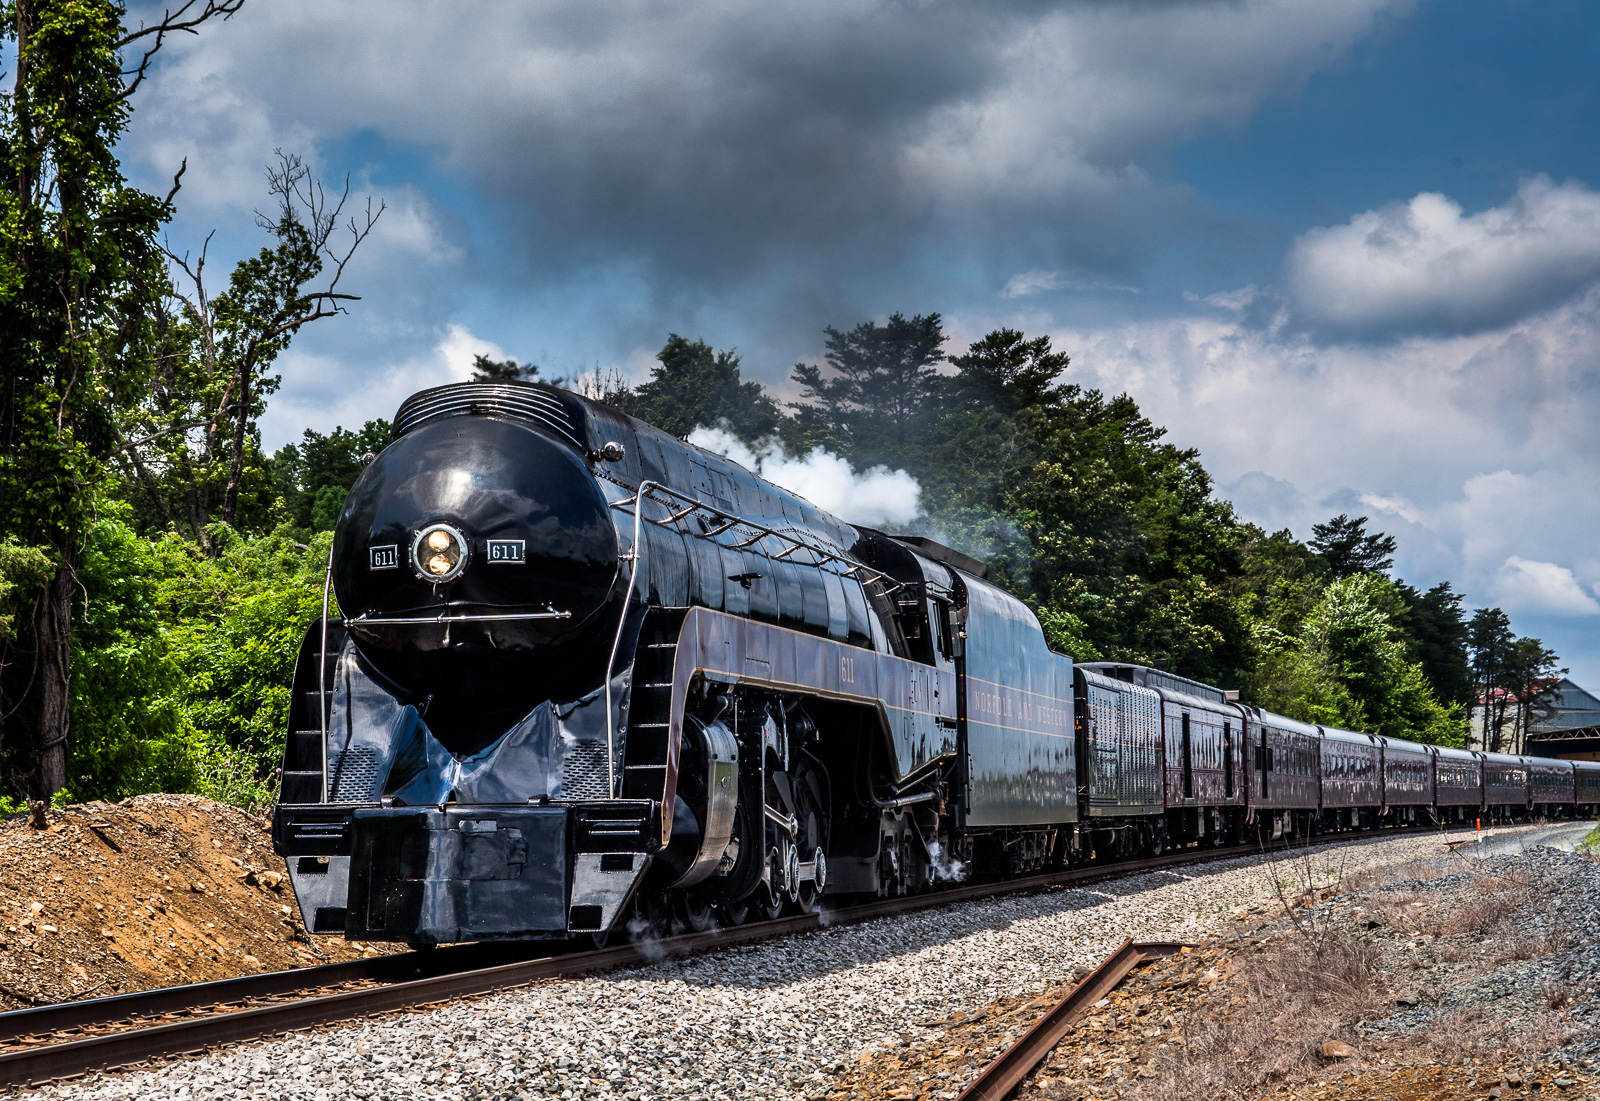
[0,819,1510,1089]
[955,938,1186,1101]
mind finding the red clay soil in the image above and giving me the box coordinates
[0,794,390,1009]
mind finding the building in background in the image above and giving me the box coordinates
[1522,679,1600,761]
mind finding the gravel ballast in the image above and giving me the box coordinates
[6,826,1569,1101]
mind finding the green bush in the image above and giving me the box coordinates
[1251,573,1465,745]
[65,505,332,814]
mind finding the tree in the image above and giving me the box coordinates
[908,331,1070,563]
[0,539,51,700]
[1257,574,1464,745]
[944,328,1069,415]
[1501,636,1564,753]
[0,0,238,798]
[61,507,333,810]
[118,151,382,548]
[267,420,390,532]
[631,334,781,441]
[1395,581,1473,708]
[1003,385,1251,683]
[1467,607,1515,750]
[470,354,538,382]
[790,312,945,466]
[1309,514,1397,578]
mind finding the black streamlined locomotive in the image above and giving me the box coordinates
[271,381,1600,945]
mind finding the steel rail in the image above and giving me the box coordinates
[953,939,1186,1101]
[0,820,1490,1088]
[0,941,557,1044]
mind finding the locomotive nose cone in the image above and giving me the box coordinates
[331,415,621,716]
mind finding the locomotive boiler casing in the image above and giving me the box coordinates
[331,411,621,752]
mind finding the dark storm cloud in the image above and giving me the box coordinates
[129,0,1400,317]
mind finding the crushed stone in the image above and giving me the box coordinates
[6,825,1550,1101]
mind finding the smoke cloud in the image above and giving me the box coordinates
[687,425,921,528]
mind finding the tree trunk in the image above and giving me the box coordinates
[32,550,73,799]
[221,370,249,525]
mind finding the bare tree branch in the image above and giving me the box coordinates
[111,407,241,455]
[164,158,188,206]
[116,1,245,102]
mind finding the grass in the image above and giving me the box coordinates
[1107,859,1580,1100]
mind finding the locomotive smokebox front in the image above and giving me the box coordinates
[331,413,620,723]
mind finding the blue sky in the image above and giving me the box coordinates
[125,0,1600,686]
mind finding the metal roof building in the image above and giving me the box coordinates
[1524,677,1600,761]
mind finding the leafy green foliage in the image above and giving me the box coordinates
[1395,581,1473,708]
[1309,514,1397,579]
[633,335,782,442]
[68,507,199,801]
[51,502,332,812]
[0,0,187,796]
[1468,605,1564,752]
[1252,574,1465,745]
[790,312,946,466]
[267,420,390,532]
[118,153,382,546]
[0,538,51,645]
[154,524,331,804]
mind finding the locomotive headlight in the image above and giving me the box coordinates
[411,523,468,583]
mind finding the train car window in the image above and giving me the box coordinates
[1181,712,1194,799]
[1223,720,1234,797]
[933,601,954,662]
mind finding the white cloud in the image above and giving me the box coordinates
[1001,270,1139,298]
[1201,285,1260,311]
[436,325,504,380]
[1001,270,1063,298]
[687,426,921,528]
[370,191,465,266]
[1287,176,1600,335]
[261,325,500,450]
[1491,557,1600,618]
[1358,492,1428,528]
[1051,282,1600,619]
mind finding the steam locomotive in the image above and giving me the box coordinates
[270,381,1600,945]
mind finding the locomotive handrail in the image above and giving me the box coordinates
[602,479,905,801]
[319,544,334,805]
[603,479,659,799]
[606,480,899,589]
[346,607,573,626]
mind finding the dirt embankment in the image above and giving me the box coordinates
[0,794,388,1009]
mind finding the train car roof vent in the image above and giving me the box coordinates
[888,535,989,580]
[392,382,582,450]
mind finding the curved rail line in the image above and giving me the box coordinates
[0,820,1504,1089]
